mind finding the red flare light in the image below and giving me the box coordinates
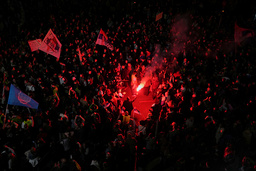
[136,83,145,92]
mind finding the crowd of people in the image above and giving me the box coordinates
[1,0,256,171]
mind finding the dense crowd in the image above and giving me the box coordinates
[1,0,256,171]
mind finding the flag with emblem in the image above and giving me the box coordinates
[28,39,42,52]
[234,22,254,45]
[7,84,39,109]
[39,29,62,59]
[96,29,113,51]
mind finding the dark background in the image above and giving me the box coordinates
[0,0,256,38]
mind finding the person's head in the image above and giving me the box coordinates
[60,157,67,164]
[128,125,133,130]
[30,147,36,153]
[127,132,132,139]
[117,134,124,140]
[106,152,111,159]
[117,120,121,125]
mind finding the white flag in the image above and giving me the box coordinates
[39,29,62,59]
[28,39,42,52]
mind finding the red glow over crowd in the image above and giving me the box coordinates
[0,0,256,171]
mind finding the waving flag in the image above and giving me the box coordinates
[8,84,39,109]
[234,22,254,45]
[96,29,113,51]
[28,39,42,52]
[39,29,62,58]
[155,12,163,21]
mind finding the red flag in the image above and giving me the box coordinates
[155,12,163,21]
[39,29,62,59]
[28,39,42,52]
[234,22,254,45]
[96,29,113,51]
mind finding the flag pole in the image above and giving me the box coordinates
[1,82,5,105]
[2,72,6,105]
[2,104,8,129]
[27,107,31,114]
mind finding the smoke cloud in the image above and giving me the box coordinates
[138,14,191,88]
[170,14,190,56]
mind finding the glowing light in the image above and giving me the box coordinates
[136,83,145,92]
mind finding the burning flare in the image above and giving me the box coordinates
[136,83,145,92]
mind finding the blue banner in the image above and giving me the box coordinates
[7,84,39,109]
